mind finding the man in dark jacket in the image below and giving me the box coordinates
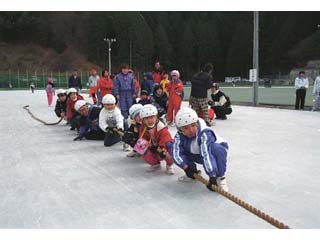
[68,70,82,91]
[190,63,213,126]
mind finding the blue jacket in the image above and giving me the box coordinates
[113,72,136,95]
[79,105,103,137]
[172,118,228,177]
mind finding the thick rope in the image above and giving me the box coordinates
[193,173,290,229]
[23,105,63,126]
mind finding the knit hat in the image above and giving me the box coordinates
[171,70,180,78]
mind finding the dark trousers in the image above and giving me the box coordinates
[295,88,306,109]
[104,131,121,146]
[212,106,232,119]
[84,130,105,140]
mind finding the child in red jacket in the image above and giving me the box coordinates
[66,88,84,131]
[166,70,184,126]
[138,104,174,174]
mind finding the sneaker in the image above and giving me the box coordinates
[146,163,161,172]
[166,165,175,175]
[217,176,229,192]
[123,143,131,152]
[126,150,139,157]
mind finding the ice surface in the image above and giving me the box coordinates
[0,90,319,228]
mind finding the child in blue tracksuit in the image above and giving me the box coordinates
[113,63,136,130]
[172,107,229,192]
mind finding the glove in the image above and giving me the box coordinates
[159,151,166,159]
[150,144,158,154]
[208,100,214,106]
[73,135,83,141]
[105,127,115,133]
[184,167,199,179]
[117,128,124,135]
[206,176,218,192]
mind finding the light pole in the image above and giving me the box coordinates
[103,38,116,74]
[253,11,259,106]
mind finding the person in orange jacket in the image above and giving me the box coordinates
[166,70,184,126]
[97,69,114,104]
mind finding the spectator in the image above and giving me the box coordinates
[312,74,320,111]
[45,78,55,107]
[152,61,164,84]
[209,83,232,120]
[295,71,309,110]
[87,68,100,105]
[97,69,113,105]
[190,63,213,126]
[68,70,82,92]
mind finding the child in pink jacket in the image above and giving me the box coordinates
[46,77,55,106]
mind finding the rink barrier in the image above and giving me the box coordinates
[194,173,290,229]
[23,105,63,126]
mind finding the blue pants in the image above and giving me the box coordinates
[186,142,227,177]
[119,91,133,119]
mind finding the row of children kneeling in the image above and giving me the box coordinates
[54,88,229,192]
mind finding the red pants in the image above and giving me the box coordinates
[143,151,173,166]
[167,100,182,122]
[47,93,53,106]
[89,87,97,104]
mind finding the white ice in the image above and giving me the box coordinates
[0,90,319,228]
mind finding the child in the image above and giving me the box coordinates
[87,68,100,104]
[141,72,154,95]
[150,84,168,118]
[138,104,174,174]
[166,70,184,126]
[66,88,84,131]
[30,82,35,93]
[73,100,105,141]
[99,94,130,150]
[54,89,67,119]
[113,63,136,130]
[45,78,55,107]
[123,103,144,157]
[138,90,151,106]
[160,72,170,95]
[97,69,113,105]
[172,107,229,192]
[209,83,232,120]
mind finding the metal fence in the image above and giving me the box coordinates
[0,70,90,89]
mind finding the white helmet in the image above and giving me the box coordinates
[140,104,158,119]
[129,104,143,119]
[102,94,116,104]
[74,100,87,111]
[67,88,77,95]
[175,107,198,128]
[56,89,66,95]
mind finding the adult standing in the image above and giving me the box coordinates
[312,73,320,111]
[294,71,309,110]
[190,63,213,125]
[68,70,82,92]
[152,61,164,84]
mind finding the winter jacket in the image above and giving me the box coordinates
[68,75,82,90]
[138,97,152,106]
[142,72,154,95]
[172,118,228,177]
[151,87,168,116]
[191,71,213,98]
[313,76,320,95]
[139,120,173,152]
[160,77,170,94]
[46,83,55,94]
[54,99,67,117]
[97,77,114,98]
[99,107,124,132]
[295,77,309,90]
[211,90,231,107]
[152,69,163,84]
[79,105,103,137]
[113,72,136,95]
[66,94,84,119]
[167,79,184,101]
[87,75,100,88]
[123,120,142,147]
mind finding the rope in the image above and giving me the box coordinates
[23,105,63,126]
[193,173,290,229]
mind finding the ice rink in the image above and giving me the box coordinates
[0,90,319,229]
